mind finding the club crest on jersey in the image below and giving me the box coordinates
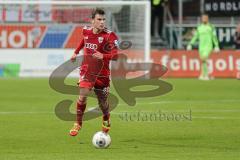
[98,37,104,43]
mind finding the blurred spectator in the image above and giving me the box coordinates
[151,0,168,39]
[235,24,240,50]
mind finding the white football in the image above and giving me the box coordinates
[92,131,111,149]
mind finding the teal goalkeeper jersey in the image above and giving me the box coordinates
[189,23,219,55]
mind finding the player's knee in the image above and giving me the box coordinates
[99,101,108,109]
[78,96,87,104]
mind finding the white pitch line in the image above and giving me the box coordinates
[131,99,240,105]
[0,111,240,120]
[0,112,239,120]
[0,111,53,115]
[0,99,239,115]
[1,109,240,115]
[193,116,240,120]
[111,110,240,113]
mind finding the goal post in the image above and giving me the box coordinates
[0,0,151,77]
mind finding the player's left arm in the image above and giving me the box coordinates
[93,32,119,60]
[212,25,220,52]
[103,32,119,60]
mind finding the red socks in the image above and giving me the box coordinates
[76,100,86,126]
[76,100,110,125]
[103,112,110,121]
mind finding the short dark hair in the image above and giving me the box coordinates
[92,8,105,19]
[201,13,209,17]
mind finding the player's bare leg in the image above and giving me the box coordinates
[70,88,90,136]
[94,87,110,133]
[199,57,209,80]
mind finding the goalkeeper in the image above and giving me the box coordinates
[187,14,220,80]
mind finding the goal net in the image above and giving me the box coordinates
[0,0,150,77]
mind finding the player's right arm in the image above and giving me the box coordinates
[71,39,84,62]
[71,27,86,62]
[187,27,199,50]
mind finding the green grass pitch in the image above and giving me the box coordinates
[0,78,240,160]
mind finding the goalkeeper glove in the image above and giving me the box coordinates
[214,47,220,53]
[187,45,192,51]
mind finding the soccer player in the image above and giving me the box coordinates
[69,8,119,136]
[187,14,220,80]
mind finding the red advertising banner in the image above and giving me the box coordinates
[151,50,240,78]
[111,50,240,78]
[0,25,82,48]
[0,25,46,48]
